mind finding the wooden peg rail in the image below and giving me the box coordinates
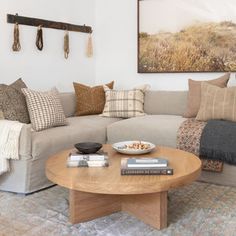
[7,14,92,34]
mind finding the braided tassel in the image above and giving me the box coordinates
[64,30,70,59]
[86,33,93,58]
[36,25,43,51]
[12,23,21,52]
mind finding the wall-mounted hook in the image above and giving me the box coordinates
[7,13,92,34]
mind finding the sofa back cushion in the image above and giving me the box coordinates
[59,93,77,117]
[59,90,188,117]
[144,91,188,116]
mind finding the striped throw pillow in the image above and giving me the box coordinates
[22,88,67,131]
[196,83,236,122]
[102,86,146,118]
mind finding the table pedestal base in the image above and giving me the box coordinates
[69,190,167,230]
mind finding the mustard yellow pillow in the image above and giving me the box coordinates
[73,81,114,116]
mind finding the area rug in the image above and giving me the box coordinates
[0,182,236,236]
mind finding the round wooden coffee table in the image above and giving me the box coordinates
[46,145,201,230]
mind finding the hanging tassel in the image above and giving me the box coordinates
[86,33,93,58]
[36,25,43,51]
[12,23,21,52]
[64,30,70,59]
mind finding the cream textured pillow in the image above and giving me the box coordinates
[184,73,230,118]
[22,87,67,131]
[102,85,148,118]
[196,83,236,122]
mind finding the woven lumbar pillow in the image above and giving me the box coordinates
[22,87,67,131]
[0,78,30,123]
[196,82,236,122]
[184,73,230,118]
[102,85,149,118]
[73,81,114,116]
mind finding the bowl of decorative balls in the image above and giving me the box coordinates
[112,141,156,155]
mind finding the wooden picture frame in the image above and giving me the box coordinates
[137,0,236,73]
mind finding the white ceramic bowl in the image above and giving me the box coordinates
[112,141,156,155]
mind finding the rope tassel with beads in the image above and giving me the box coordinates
[64,30,69,59]
[36,25,43,51]
[86,33,93,58]
[12,23,21,52]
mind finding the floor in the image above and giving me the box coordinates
[0,182,236,236]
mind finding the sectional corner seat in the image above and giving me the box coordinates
[0,91,235,194]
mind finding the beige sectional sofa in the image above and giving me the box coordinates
[0,91,235,194]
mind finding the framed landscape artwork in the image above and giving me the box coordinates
[138,0,236,73]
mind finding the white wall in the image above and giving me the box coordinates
[0,0,95,92]
[1,0,235,92]
[95,0,235,90]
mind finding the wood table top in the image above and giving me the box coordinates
[46,144,201,195]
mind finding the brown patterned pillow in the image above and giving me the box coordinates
[73,81,114,116]
[0,79,30,123]
[22,87,67,131]
[196,83,236,122]
[184,73,230,118]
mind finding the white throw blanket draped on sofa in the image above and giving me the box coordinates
[0,120,23,175]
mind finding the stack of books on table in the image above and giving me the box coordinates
[121,157,173,175]
[67,151,109,168]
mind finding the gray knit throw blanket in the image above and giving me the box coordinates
[200,120,236,165]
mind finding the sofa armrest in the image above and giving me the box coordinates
[19,124,32,160]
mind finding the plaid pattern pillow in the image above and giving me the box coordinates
[102,86,145,118]
[22,88,67,131]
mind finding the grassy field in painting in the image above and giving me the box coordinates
[139,21,236,72]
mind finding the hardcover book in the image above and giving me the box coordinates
[127,157,168,168]
[121,158,173,175]
[67,151,109,168]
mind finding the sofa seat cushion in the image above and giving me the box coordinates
[107,115,186,148]
[32,115,122,160]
